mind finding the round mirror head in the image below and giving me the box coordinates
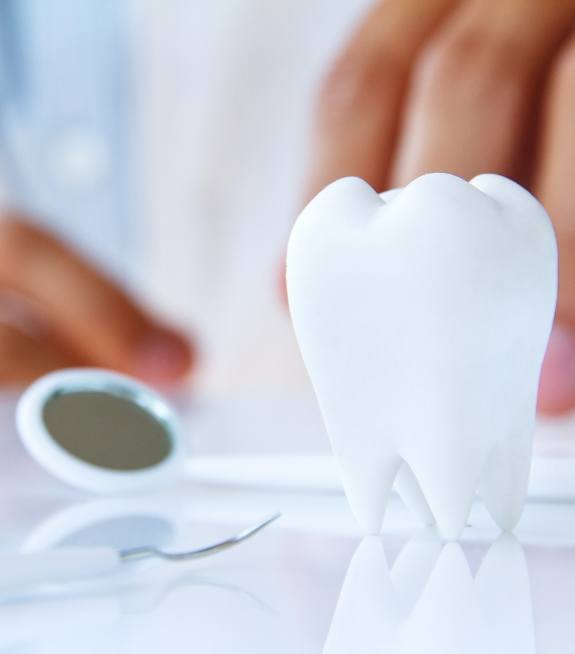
[43,390,173,471]
[16,369,184,493]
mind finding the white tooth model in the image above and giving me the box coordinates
[323,534,534,654]
[287,173,557,540]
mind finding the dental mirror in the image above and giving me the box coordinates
[16,369,185,493]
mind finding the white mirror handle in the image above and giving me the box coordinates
[0,548,120,591]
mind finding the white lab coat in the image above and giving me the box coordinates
[128,0,371,393]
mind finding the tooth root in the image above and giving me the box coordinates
[407,450,487,541]
[337,455,401,535]
[395,463,435,527]
[478,426,533,532]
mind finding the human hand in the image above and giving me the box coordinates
[0,217,194,386]
[306,0,575,414]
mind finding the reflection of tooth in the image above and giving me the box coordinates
[475,535,535,654]
[287,173,557,539]
[322,537,398,654]
[395,543,477,654]
[390,529,441,608]
[323,534,534,654]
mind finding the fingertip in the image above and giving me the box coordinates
[278,259,288,308]
[131,327,195,386]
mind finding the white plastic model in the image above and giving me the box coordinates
[16,368,185,493]
[323,534,534,654]
[287,173,557,540]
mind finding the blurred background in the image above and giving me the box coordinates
[2,0,575,451]
[0,0,371,398]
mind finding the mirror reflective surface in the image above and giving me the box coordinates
[43,391,173,471]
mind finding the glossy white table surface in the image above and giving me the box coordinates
[1,394,575,653]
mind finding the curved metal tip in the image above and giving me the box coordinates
[120,512,282,563]
[234,512,282,542]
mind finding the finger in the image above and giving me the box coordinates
[390,0,575,187]
[0,219,194,384]
[533,33,575,414]
[306,0,456,199]
[0,322,77,385]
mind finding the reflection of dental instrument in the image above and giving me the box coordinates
[0,513,280,591]
[0,570,274,651]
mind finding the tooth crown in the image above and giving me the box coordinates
[287,173,557,540]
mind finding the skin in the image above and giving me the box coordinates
[0,217,193,386]
[306,0,575,415]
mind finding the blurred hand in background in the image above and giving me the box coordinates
[0,217,193,386]
[306,0,575,415]
[2,0,574,406]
